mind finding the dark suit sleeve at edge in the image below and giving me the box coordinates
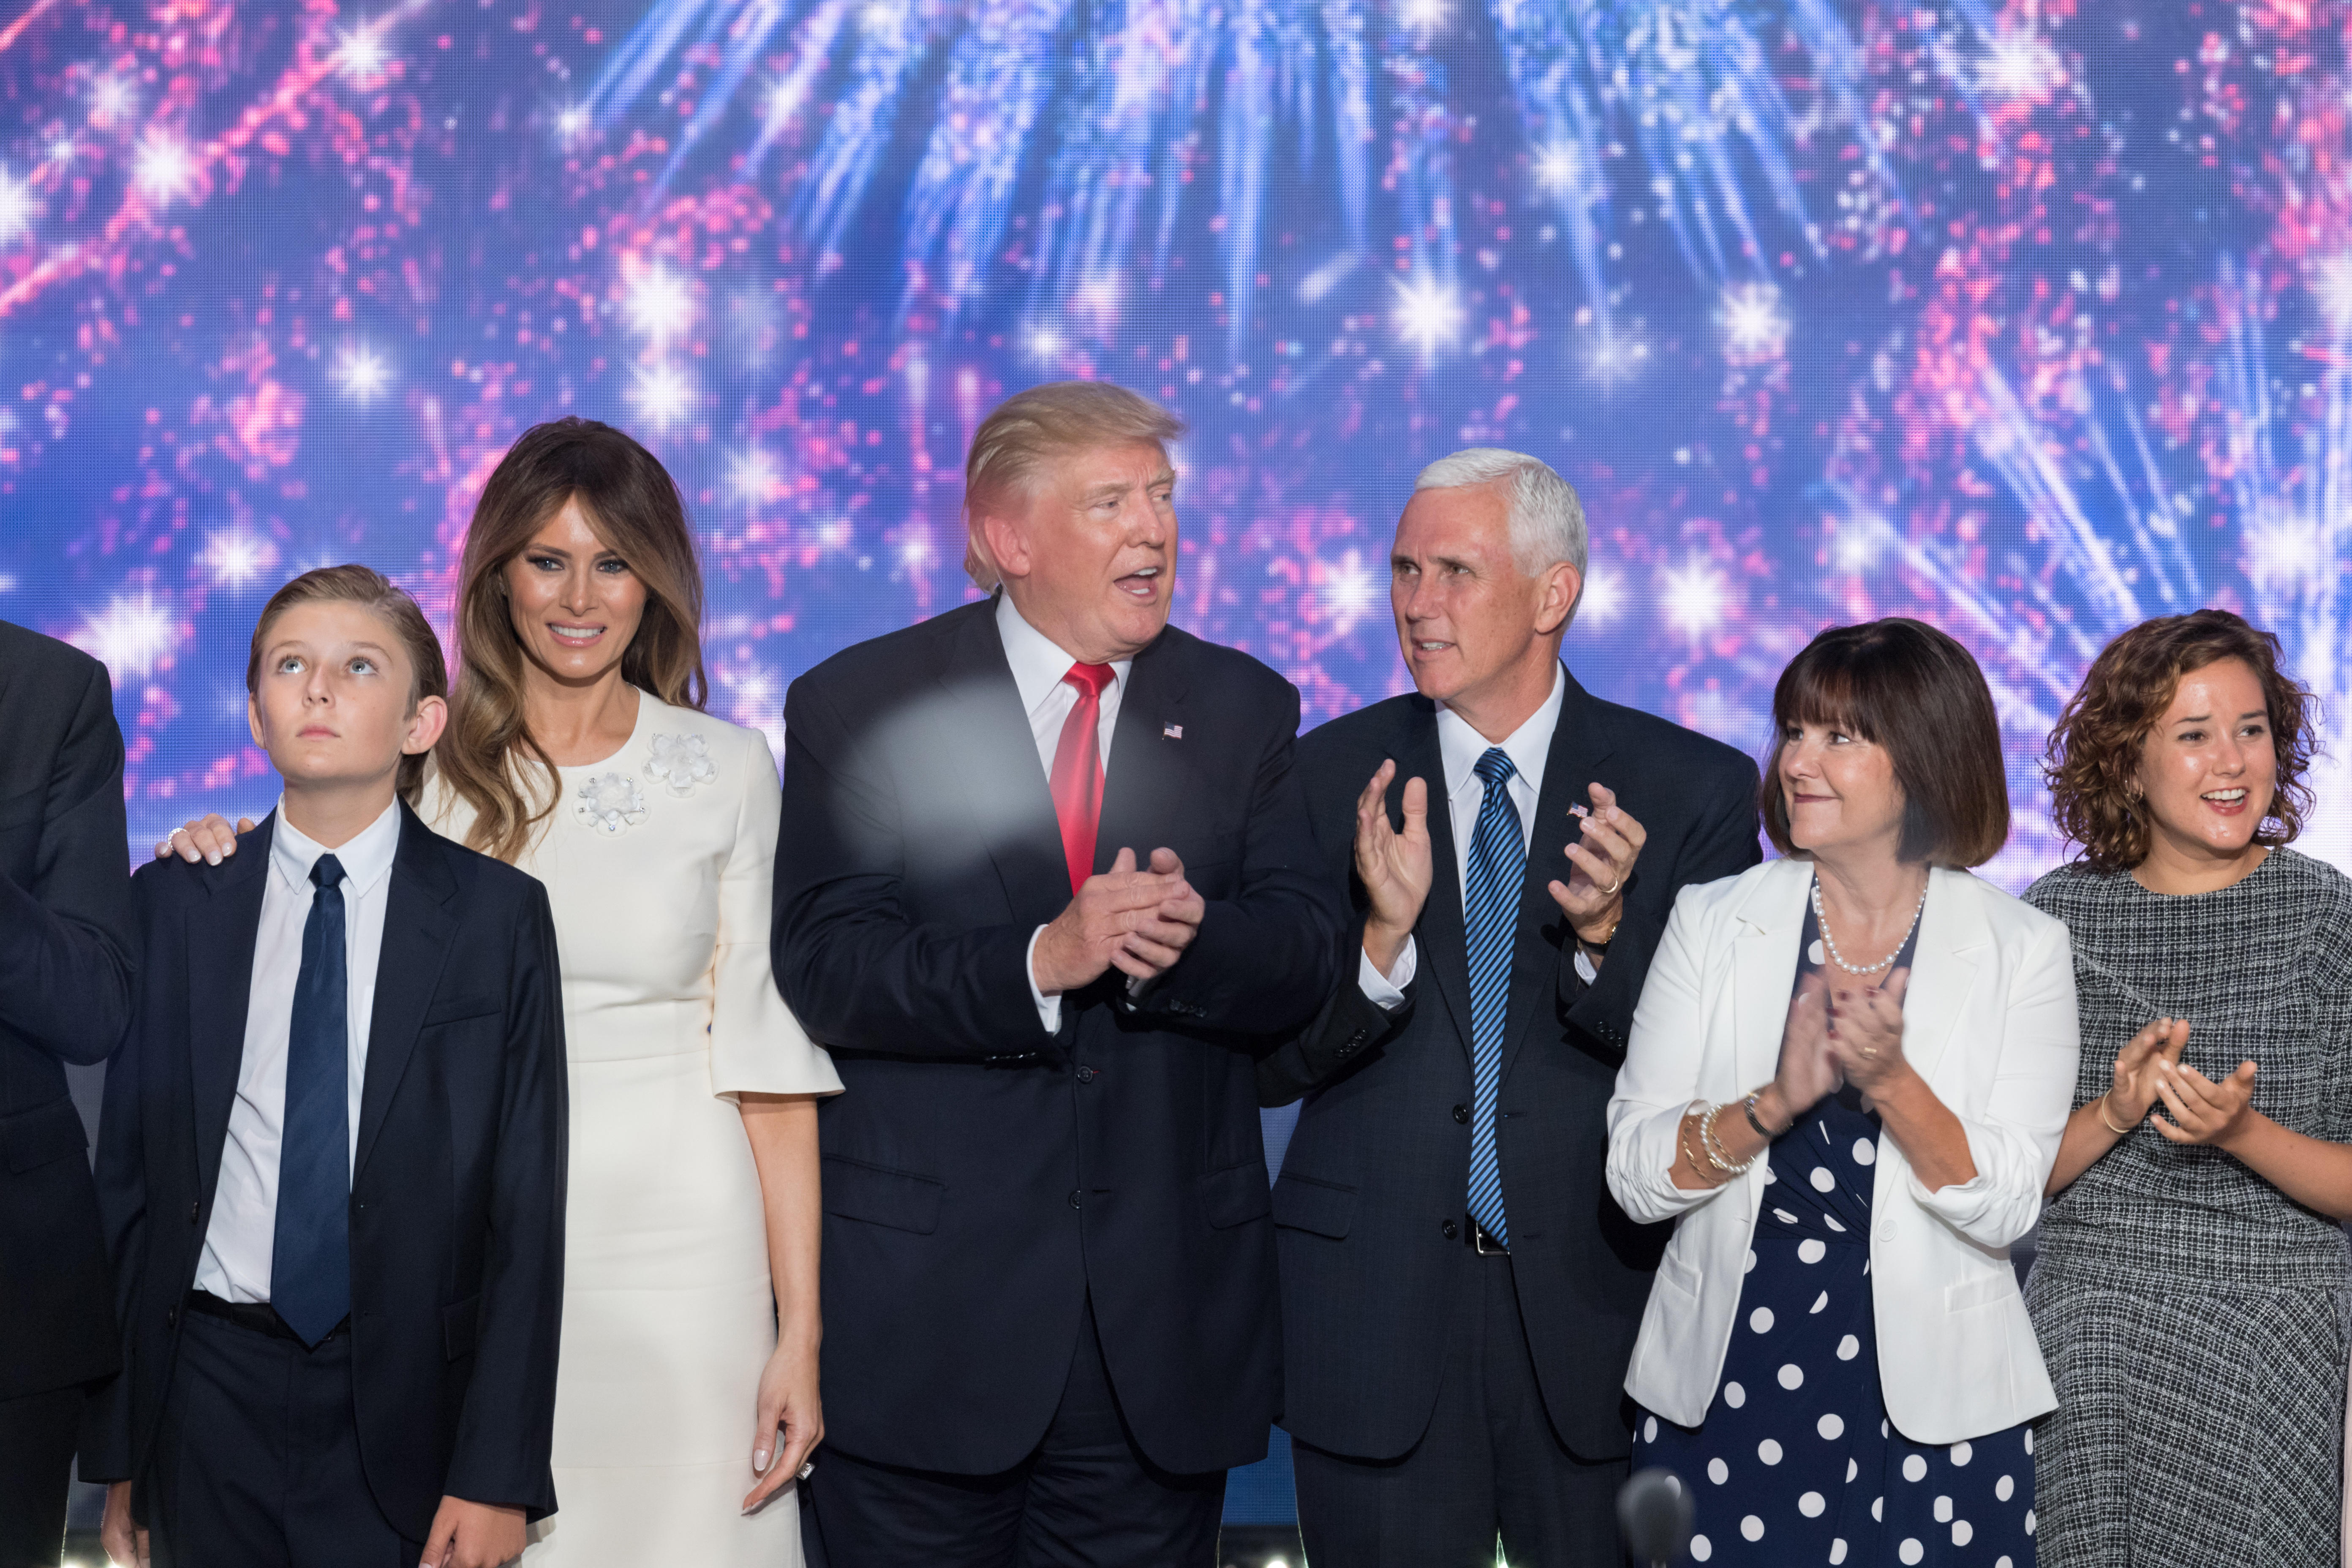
[1559,751,1762,1056]
[442,880,568,1518]
[77,868,164,1482]
[0,656,136,1065]
[1122,681,1346,1035]
[772,675,1042,1059]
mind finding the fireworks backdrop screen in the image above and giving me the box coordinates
[3,0,2347,1526]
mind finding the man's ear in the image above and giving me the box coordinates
[980,509,1031,584]
[1533,560,1583,637]
[404,694,450,757]
[247,693,267,751]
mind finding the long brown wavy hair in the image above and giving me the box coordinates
[440,418,708,861]
[2043,608,2317,872]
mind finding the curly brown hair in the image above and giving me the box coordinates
[2043,609,2318,872]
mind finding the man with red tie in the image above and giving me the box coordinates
[773,381,1346,1567]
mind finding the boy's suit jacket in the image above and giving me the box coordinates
[80,802,569,1539]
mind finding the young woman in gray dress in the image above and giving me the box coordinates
[2028,608,2352,1568]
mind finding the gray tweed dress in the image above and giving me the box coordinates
[2024,848,2352,1568]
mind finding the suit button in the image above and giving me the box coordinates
[1441,1220,1460,1240]
[1347,1029,1368,1047]
[189,1200,201,1225]
[1069,1190,1084,1209]
[1076,1065,1096,1083]
[1452,1105,1470,1124]
[166,1306,177,1328]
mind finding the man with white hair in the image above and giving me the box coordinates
[775,382,1346,1565]
[1259,449,1761,1562]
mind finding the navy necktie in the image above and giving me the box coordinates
[273,852,351,1346]
[1465,748,1524,1247]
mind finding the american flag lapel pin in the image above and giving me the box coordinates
[1163,721,1183,740]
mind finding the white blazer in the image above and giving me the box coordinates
[1606,857,2080,1446]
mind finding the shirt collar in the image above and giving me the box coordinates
[994,592,1133,720]
[1435,662,1566,801]
[270,795,403,901]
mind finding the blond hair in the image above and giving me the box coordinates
[963,382,1185,519]
[245,564,449,806]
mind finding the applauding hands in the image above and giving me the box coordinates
[1031,847,1206,995]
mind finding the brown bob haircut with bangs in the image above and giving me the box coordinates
[246,564,449,806]
[1761,618,2009,867]
[441,416,708,862]
[2043,608,2317,873]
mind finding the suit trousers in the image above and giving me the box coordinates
[0,1383,81,1568]
[1293,1249,1626,1568]
[147,1307,419,1568]
[801,1296,1226,1568]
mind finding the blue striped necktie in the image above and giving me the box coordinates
[272,852,351,1346]
[1465,747,1524,1247]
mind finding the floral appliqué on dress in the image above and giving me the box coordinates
[574,771,650,836]
[645,732,719,797]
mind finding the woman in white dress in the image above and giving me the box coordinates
[161,418,839,1565]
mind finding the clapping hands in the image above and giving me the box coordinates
[1031,847,1206,995]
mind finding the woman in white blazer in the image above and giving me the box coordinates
[1607,619,2080,1568]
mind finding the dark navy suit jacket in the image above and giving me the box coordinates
[0,620,136,1401]
[1258,671,1760,1462]
[773,598,1347,1477]
[80,803,569,1540]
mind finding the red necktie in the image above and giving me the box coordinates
[1049,662,1116,894]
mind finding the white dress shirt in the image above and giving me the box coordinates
[996,593,1133,1033]
[194,798,400,1304]
[1361,664,1595,1008]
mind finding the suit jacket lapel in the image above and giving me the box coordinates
[939,604,1070,931]
[188,816,274,1207]
[1733,860,1812,1091]
[1392,697,1474,1056]
[1894,867,1987,1088]
[1092,633,1189,876]
[1498,670,1615,1085]
[354,803,460,1181]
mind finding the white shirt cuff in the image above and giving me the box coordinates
[1573,945,1598,985]
[1358,935,1416,1013]
[1026,925,1062,1034]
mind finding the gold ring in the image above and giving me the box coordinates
[1861,1045,1878,1058]
[1602,877,1622,897]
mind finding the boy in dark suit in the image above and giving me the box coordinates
[82,566,568,1568]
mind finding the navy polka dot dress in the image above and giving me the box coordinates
[1632,906,2037,1566]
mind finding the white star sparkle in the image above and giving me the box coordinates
[91,75,135,122]
[332,343,392,402]
[76,593,178,676]
[1534,143,1580,196]
[624,268,693,342]
[133,135,193,204]
[1660,558,1729,641]
[2313,256,2352,329]
[333,24,390,80]
[1024,324,1065,362]
[201,529,278,588]
[730,447,781,503]
[1320,550,1381,633]
[1391,274,1464,359]
[1980,35,2059,98]
[1575,565,1624,626]
[0,169,33,244]
[1398,0,1447,33]
[629,362,694,429]
[554,103,592,145]
[1721,283,1788,360]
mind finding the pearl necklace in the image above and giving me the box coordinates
[1810,877,1927,976]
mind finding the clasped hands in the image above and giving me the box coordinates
[2099,1016,2257,1147]
[1352,759,1644,978]
[1030,846,1206,996]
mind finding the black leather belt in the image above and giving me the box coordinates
[1467,1214,1509,1257]
[184,1290,347,1345]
